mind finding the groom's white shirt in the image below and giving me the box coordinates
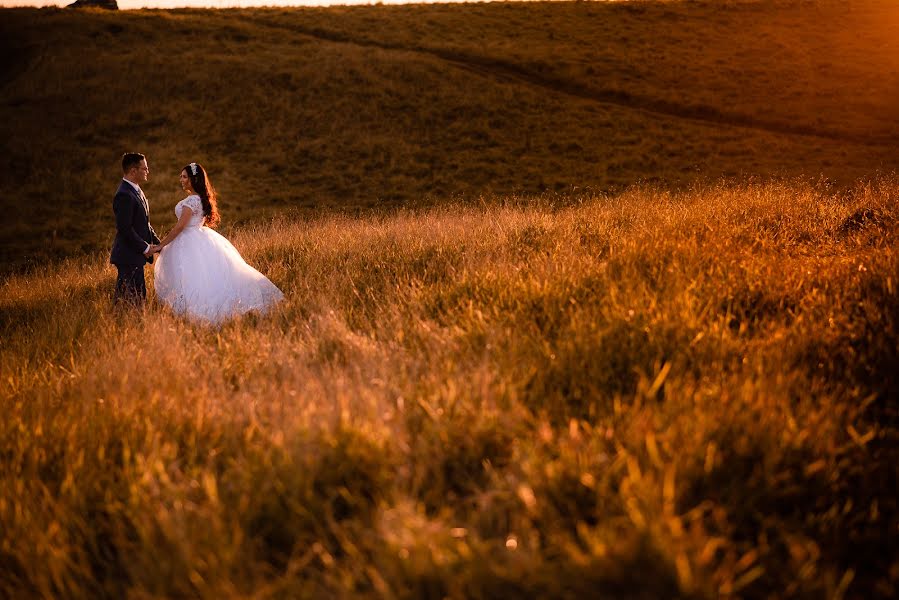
[122,178,151,255]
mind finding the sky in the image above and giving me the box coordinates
[1,0,486,7]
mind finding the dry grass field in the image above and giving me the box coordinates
[2,0,899,597]
[1,0,898,272]
[1,179,898,597]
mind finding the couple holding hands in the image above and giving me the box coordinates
[110,152,283,325]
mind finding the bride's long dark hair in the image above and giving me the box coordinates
[183,162,221,228]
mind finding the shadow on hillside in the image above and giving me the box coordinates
[0,30,36,90]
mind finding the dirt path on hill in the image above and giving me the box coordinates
[249,19,895,148]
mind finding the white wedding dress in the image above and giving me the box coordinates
[154,195,283,324]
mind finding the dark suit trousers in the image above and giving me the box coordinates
[114,263,147,306]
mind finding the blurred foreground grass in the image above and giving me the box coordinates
[1,179,898,598]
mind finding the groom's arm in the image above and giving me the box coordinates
[113,192,151,255]
[149,222,161,245]
[145,199,160,245]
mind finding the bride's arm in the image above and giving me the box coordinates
[158,208,194,248]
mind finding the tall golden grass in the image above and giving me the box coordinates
[2,178,897,597]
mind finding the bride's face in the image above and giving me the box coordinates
[180,170,194,193]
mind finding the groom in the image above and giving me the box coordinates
[110,152,161,306]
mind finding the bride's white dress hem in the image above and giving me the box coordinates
[154,195,283,325]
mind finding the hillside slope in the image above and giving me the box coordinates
[1,0,898,271]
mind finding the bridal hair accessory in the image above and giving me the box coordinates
[190,163,198,176]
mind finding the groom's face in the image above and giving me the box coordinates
[130,159,150,184]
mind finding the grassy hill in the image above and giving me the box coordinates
[1,179,897,597]
[1,0,899,272]
[2,3,899,594]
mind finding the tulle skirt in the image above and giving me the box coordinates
[154,226,283,325]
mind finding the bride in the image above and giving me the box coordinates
[153,162,283,324]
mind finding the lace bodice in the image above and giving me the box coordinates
[175,195,205,228]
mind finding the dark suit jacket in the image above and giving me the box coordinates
[110,180,160,266]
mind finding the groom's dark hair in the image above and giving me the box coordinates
[121,152,146,173]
